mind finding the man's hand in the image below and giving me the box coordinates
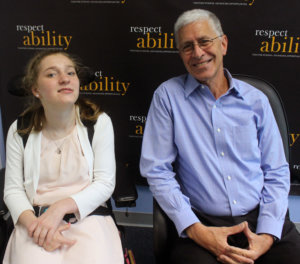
[223,222,274,262]
[186,222,254,264]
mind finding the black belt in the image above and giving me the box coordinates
[33,205,112,224]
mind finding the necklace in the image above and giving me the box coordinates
[43,110,76,154]
[53,138,65,154]
[44,126,74,154]
[46,135,67,154]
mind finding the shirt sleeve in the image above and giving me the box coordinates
[4,121,34,224]
[71,113,116,219]
[255,95,290,239]
[140,87,199,236]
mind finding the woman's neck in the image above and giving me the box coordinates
[42,105,77,138]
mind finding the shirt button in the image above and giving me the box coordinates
[227,176,231,180]
[217,128,221,133]
[221,152,225,156]
[233,200,237,204]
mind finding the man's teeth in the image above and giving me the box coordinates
[196,61,208,66]
[195,60,211,66]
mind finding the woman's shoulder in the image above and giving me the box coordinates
[6,119,25,149]
[94,112,113,131]
[96,112,111,123]
[7,119,18,135]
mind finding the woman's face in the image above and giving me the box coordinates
[32,53,80,109]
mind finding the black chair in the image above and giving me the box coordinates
[0,168,13,261]
[153,74,291,264]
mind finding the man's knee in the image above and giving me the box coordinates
[257,222,300,264]
[169,237,219,264]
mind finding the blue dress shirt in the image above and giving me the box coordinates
[140,70,290,239]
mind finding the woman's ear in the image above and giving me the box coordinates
[32,87,39,98]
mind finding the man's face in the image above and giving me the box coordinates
[178,20,228,85]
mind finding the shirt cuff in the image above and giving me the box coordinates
[256,216,285,239]
[172,207,200,237]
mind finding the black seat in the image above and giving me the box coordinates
[153,74,291,264]
[0,168,13,261]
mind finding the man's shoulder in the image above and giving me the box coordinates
[232,77,269,103]
[155,74,187,95]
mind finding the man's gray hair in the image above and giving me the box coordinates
[174,9,224,47]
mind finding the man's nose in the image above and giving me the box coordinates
[192,43,205,58]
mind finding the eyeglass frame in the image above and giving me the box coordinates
[179,35,224,54]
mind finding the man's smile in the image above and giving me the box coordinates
[192,57,213,67]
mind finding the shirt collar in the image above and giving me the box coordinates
[184,69,245,100]
[225,69,245,100]
[184,74,202,98]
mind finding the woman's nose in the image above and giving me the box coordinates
[59,73,70,84]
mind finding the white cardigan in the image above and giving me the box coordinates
[4,112,116,225]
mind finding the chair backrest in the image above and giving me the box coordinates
[153,74,290,263]
[233,74,290,163]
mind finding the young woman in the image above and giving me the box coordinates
[3,51,123,263]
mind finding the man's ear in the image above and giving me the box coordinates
[221,34,228,56]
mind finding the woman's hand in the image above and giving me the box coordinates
[29,198,78,247]
[28,205,64,246]
[18,209,38,234]
[42,223,76,252]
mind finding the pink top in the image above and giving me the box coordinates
[33,128,90,206]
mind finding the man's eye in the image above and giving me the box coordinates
[68,71,76,76]
[183,44,193,51]
[199,40,211,47]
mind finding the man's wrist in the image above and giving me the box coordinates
[258,233,276,245]
[186,222,204,239]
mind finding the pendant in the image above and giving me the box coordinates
[57,148,62,154]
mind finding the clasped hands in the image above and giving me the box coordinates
[186,221,274,264]
[27,201,76,252]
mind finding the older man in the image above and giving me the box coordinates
[140,9,300,264]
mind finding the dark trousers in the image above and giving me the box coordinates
[170,208,300,264]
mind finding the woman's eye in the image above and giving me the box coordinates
[68,71,76,76]
[47,73,56,77]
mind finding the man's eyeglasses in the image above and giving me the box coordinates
[179,35,223,54]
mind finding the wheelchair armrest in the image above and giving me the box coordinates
[112,162,138,208]
[113,193,137,208]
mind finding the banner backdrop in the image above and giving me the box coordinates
[1,0,299,191]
